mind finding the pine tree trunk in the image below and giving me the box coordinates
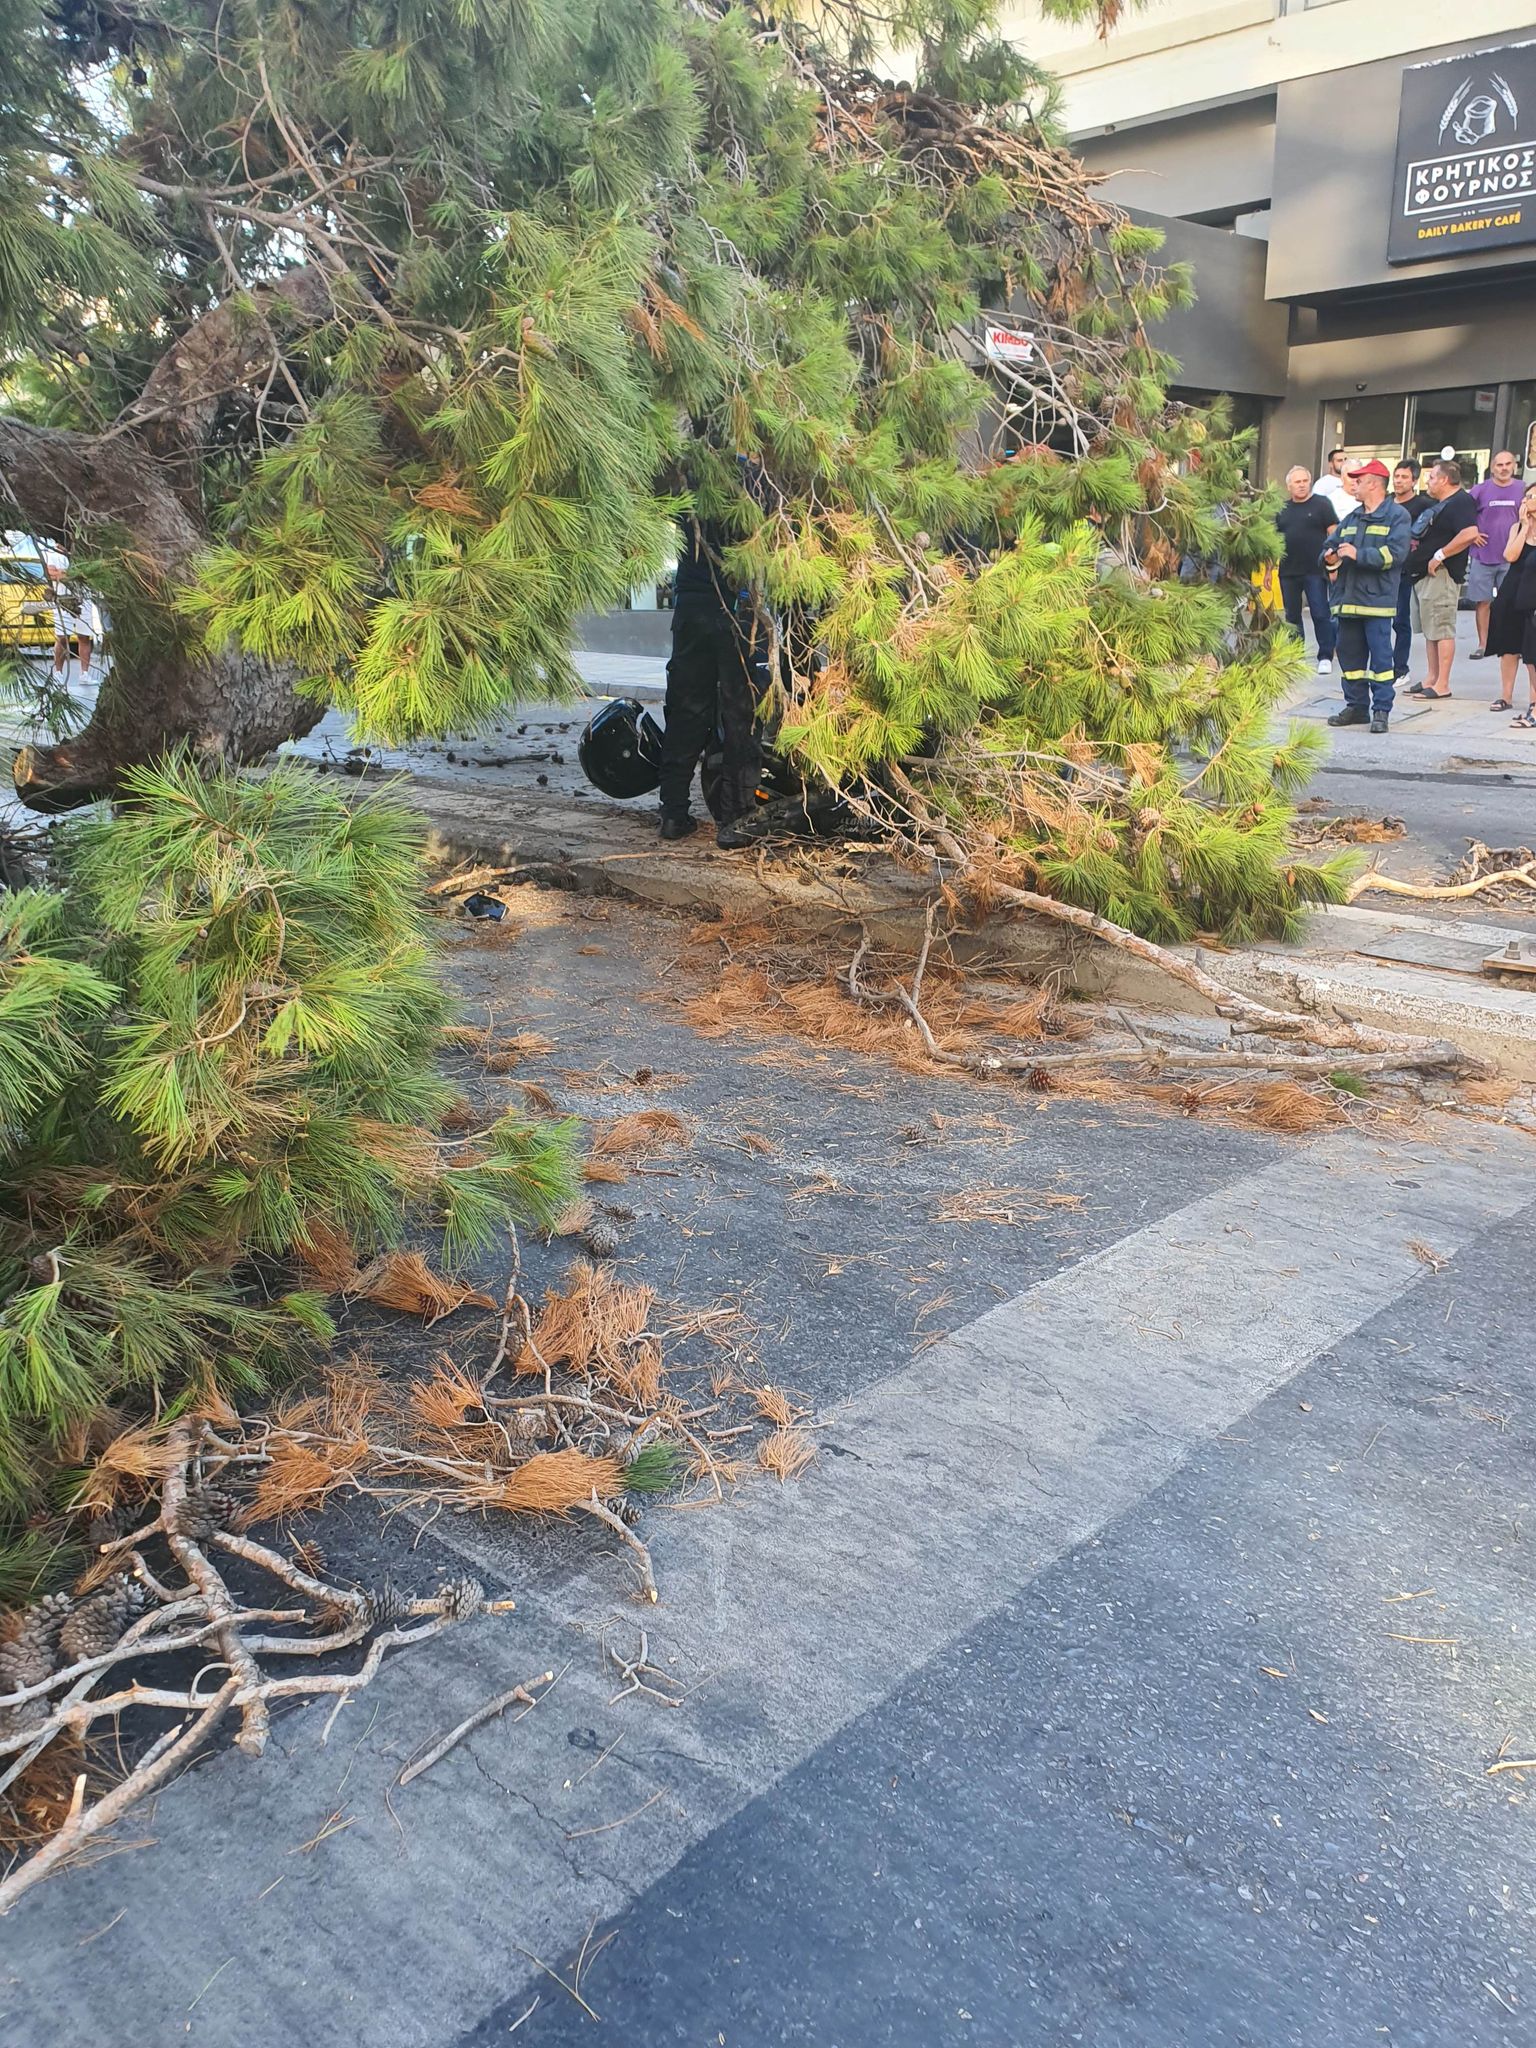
[12,644,324,812]
[2,270,336,812]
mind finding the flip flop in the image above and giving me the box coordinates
[1491,698,1513,711]
[1512,708,1536,729]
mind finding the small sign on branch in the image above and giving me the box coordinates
[982,324,1036,367]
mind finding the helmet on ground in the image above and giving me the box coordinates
[578,697,664,799]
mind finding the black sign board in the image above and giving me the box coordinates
[1389,40,1536,264]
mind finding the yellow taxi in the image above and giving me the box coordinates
[0,539,61,651]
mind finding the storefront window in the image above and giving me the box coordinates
[1323,387,1500,481]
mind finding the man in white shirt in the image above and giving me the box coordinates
[5,532,100,682]
[1315,447,1358,522]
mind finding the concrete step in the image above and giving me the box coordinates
[409,778,1536,1080]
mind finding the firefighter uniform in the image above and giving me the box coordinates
[658,520,763,830]
[1324,482,1411,721]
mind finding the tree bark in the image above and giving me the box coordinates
[1,282,332,811]
[11,643,326,812]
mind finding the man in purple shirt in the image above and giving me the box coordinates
[1468,450,1526,659]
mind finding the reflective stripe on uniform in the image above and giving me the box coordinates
[1339,605,1396,616]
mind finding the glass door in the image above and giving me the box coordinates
[1507,381,1536,480]
[1320,394,1410,470]
[1405,386,1497,482]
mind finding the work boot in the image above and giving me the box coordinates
[1369,711,1389,734]
[715,813,765,850]
[1326,707,1369,727]
[658,812,697,842]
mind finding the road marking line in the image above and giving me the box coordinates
[14,1127,1535,2048]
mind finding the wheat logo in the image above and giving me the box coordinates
[1439,71,1519,147]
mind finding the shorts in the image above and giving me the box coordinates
[1411,572,1461,641]
[53,596,101,641]
[1466,559,1509,605]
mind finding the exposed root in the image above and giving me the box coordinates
[0,1418,513,1915]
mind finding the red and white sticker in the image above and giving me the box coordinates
[982,325,1035,365]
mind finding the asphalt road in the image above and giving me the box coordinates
[5,892,1535,2048]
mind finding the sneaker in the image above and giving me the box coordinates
[1327,707,1370,727]
[1316,658,1333,675]
[1369,711,1390,734]
[658,813,697,842]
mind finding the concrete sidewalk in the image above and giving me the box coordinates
[1284,606,1536,775]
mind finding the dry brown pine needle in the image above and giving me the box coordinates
[592,1110,692,1159]
[349,1250,496,1322]
[751,1385,798,1427]
[483,1031,557,1073]
[934,1186,1084,1224]
[757,1428,817,1483]
[410,1359,490,1433]
[582,1157,631,1185]
[492,1449,626,1514]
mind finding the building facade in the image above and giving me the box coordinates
[1004,1,1536,480]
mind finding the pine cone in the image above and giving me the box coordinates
[578,1218,621,1260]
[439,1575,484,1622]
[616,1497,643,1528]
[58,1577,146,1666]
[363,1579,412,1626]
[170,1482,238,1542]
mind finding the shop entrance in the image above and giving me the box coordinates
[1322,386,1498,480]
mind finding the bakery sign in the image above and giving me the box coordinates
[1389,40,1536,263]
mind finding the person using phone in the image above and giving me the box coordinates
[1483,483,1536,727]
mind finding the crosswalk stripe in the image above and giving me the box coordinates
[9,1126,1535,2047]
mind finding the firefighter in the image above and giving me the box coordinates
[1322,459,1411,735]
[657,509,764,848]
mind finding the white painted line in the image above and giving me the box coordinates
[11,1127,1535,2048]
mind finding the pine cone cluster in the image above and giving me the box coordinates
[59,1576,146,1666]
[0,1593,75,1736]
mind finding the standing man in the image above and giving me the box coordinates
[1274,466,1338,674]
[1390,460,1431,686]
[657,510,763,848]
[1404,459,1483,700]
[1323,459,1411,734]
[1467,449,1525,659]
[1315,447,1357,522]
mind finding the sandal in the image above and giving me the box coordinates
[1491,698,1513,711]
[1511,708,1536,729]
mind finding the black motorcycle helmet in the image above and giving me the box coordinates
[577,697,665,799]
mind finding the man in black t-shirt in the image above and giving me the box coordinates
[1404,459,1482,700]
[1390,460,1431,682]
[1274,465,1338,673]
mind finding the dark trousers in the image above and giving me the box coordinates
[1392,573,1412,679]
[1337,613,1396,715]
[659,606,761,822]
[1279,572,1336,658]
